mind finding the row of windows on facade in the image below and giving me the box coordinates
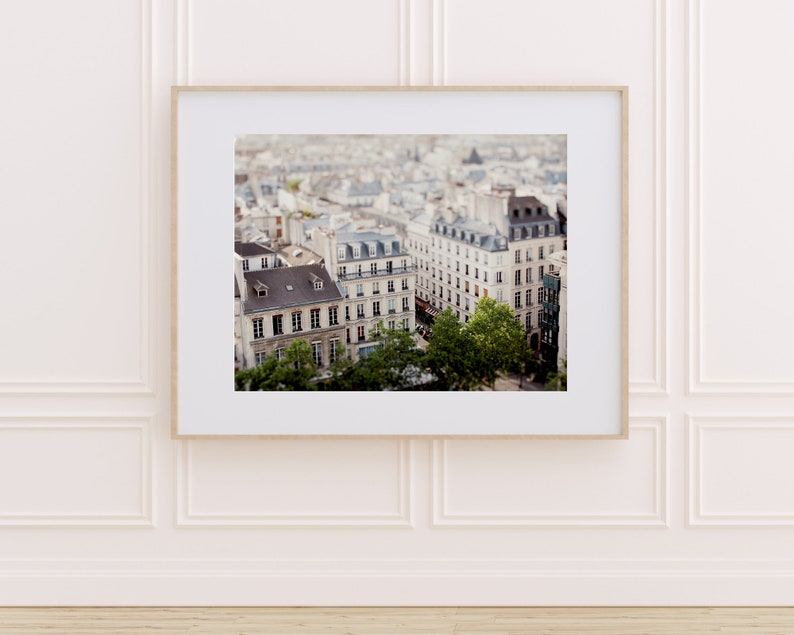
[241,256,272,271]
[251,297,412,340]
[413,244,554,275]
[337,243,399,260]
[254,339,340,368]
[346,319,411,343]
[418,262,554,293]
[348,297,411,319]
[252,307,340,339]
[342,278,410,297]
[337,260,410,277]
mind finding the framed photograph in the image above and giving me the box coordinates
[171,87,627,438]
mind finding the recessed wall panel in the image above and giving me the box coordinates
[179,440,412,526]
[0,419,151,525]
[693,0,794,390]
[690,418,794,525]
[434,421,665,526]
[0,0,147,390]
[186,0,401,84]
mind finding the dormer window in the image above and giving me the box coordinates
[253,280,269,297]
[338,247,345,261]
[314,280,323,290]
[368,244,377,257]
[352,245,361,259]
[384,242,392,256]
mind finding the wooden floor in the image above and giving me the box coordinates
[1,608,793,634]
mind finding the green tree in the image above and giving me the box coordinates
[464,297,529,389]
[352,323,427,390]
[424,309,481,390]
[235,339,318,391]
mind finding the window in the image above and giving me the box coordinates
[356,283,364,297]
[313,280,323,290]
[271,315,283,335]
[539,265,544,278]
[526,247,533,261]
[372,300,381,316]
[338,266,347,277]
[402,318,409,331]
[242,259,249,271]
[345,305,350,321]
[388,299,396,313]
[357,303,365,319]
[291,312,302,332]
[402,296,409,311]
[526,268,532,283]
[514,250,521,264]
[514,292,522,309]
[330,339,340,362]
[401,278,408,290]
[386,261,393,273]
[352,245,361,258]
[456,293,460,306]
[496,289,504,302]
[388,320,396,331]
[539,246,545,260]
[312,342,322,367]
[372,281,380,294]
[357,325,365,341]
[310,308,321,329]
[464,298,470,311]
[465,264,469,275]
[474,284,479,297]
[483,271,488,283]
[275,347,286,360]
[465,281,470,293]
[525,313,532,331]
[474,267,479,279]
[549,243,555,254]
[328,306,338,326]
[496,271,503,283]
[368,244,376,257]
[388,280,395,293]
[447,290,451,301]
[526,289,532,306]
[514,270,521,285]
[254,351,267,365]
[537,288,544,303]
[357,264,363,276]
[338,247,345,261]
[483,254,488,265]
[455,261,460,272]
[384,243,392,256]
[261,257,268,269]
[549,225,556,236]
[538,225,545,237]
[370,262,377,274]
[513,228,521,240]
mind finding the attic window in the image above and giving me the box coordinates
[384,242,392,256]
[352,245,361,258]
[285,284,294,291]
[253,281,269,297]
[314,280,323,290]
[338,247,345,261]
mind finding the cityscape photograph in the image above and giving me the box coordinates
[233,134,567,391]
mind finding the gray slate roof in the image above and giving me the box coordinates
[336,230,404,260]
[242,264,343,314]
[235,241,276,257]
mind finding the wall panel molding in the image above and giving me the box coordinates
[176,440,413,527]
[629,0,670,396]
[433,419,667,527]
[0,417,153,527]
[686,0,794,394]
[0,0,155,397]
[688,416,794,526]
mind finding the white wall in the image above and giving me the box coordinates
[1,0,793,606]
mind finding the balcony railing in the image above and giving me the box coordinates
[338,266,416,281]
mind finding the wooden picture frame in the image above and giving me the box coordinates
[171,86,628,439]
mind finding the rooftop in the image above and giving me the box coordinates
[242,264,343,313]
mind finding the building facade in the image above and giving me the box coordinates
[235,263,345,371]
